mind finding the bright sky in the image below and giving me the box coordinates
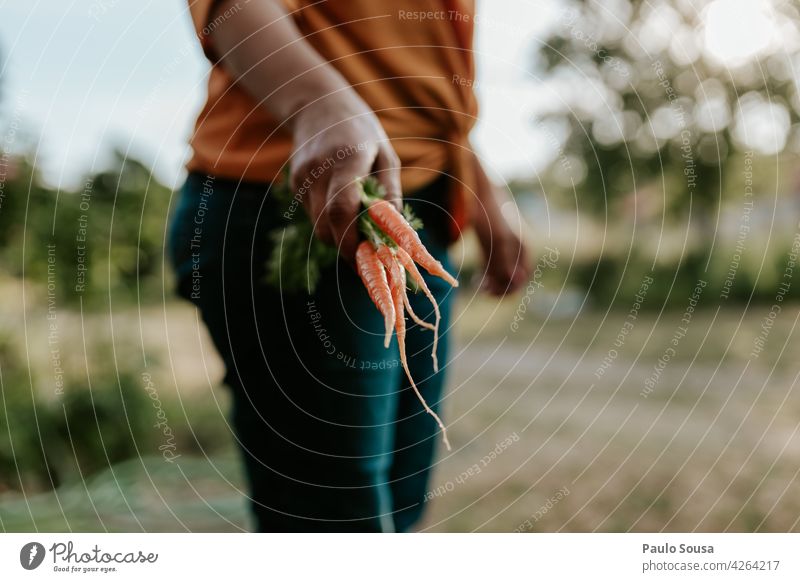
[0,0,784,189]
[0,0,558,190]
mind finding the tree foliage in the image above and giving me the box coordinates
[537,0,800,216]
[0,150,174,307]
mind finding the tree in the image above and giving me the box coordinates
[539,0,799,215]
[535,0,800,303]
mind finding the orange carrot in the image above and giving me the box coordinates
[375,239,439,336]
[395,246,441,372]
[379,244,451,451]
[367,199,459,288]
[356,241,395,348]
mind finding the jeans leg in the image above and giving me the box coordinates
[389,229,456,532]
[168,175,404,531]
[229,258,404,532]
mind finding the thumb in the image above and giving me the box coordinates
[372,145,402,209]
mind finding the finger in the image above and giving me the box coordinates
[484,275,506,297]
[290,161,321,211]
[506,275,526,294]
[505,264,526,294]
[372,145,402,209]
[294,163,334,244]
[481,257,507,296]
[486,263,519,296]
[312,180,336,245]
[289,163,305,194]
[512,261,529,289]
[507,259,526,291]
[325,172,363,261]
[510,243,532,290]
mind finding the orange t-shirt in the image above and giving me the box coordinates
[186,0,478,238]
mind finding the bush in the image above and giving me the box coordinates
[0,335,232,493]
[54,372,152,481]
[0,335,61,492]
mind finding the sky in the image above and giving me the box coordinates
[0,0,559,190]
[0,0,787,190]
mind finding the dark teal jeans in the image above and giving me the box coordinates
[168,173,455,532]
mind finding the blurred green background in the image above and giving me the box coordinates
[2,0,800,532]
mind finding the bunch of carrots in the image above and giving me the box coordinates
[356,180,458,450]
[268,176,458,449]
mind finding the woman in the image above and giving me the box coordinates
[170,0,529,532]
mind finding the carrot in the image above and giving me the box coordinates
[395,246,441,372]
[375,246,430,331]
[367,199,459,288]
[374,243,436,333]
[404,296,436,332]
[379,244,451,451]
[356,241,395,348]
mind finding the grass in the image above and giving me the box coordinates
[3,282,800,532]
[0,454,248,532]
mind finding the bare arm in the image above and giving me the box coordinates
[472,153,531,295]
[207,0,401,259]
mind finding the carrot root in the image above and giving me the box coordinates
[399,338,451,451]
[396,247,442,373]
[404,295,436,332]
[381,245,450,450]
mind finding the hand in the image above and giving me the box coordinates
[205,0,401,261]
[471,155,531,296]
[476,214,531,296]
[290,93,401,260]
